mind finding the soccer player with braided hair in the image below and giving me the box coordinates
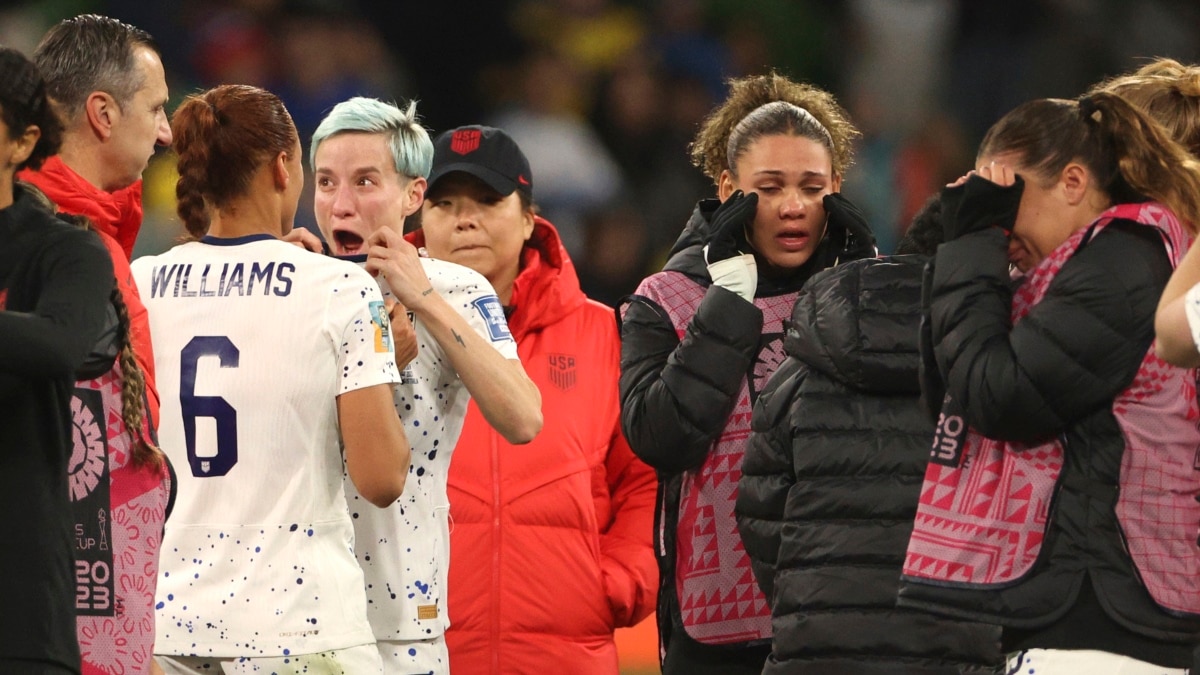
[0,45,115,675]
[132,84,411,674]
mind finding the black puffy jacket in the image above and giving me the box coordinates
[736,256,1002,674]
[619,199,866,658]
[900,221,1198,668]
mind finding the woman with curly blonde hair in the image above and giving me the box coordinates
[618,72,876,674]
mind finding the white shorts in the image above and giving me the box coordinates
[377,635,448,674]
[156,644,382,674]
[1006,648,1186,675]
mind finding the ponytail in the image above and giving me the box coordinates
[171,84,298,240]
[1084,91,1200,233]
[980,95,1200,234]
[1088,57,1200,158]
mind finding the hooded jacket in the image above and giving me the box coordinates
[414,218,657,674]
[619,199,869,655]
[736,256,1001,674]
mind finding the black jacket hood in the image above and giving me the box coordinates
[785,255,928,394]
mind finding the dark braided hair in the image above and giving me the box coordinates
[172,84,298,239]
[0,46,63,171]
[110,284,162,469]
[22,180,164,470]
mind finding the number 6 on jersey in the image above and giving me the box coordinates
[180,336,239,476]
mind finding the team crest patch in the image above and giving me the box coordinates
[548,354,577,391]
[369,300,393,353]
[472,295,513,342]
[451,129,481,155]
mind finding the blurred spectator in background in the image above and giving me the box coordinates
[489,48,626,260]
[16,0,1195,270]
[187,2,275,89]
[575,205,653,307]
[510,0,646,77]
[585,46,712,299]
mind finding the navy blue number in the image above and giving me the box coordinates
[180,336,240,477]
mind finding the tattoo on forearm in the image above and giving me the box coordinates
[422,287,434,296]
[452,329,466,348]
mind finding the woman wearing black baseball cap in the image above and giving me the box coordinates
[411,124,658,674]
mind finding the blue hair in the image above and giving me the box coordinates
[310,97,432,179]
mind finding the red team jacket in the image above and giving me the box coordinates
[20,157,159,425]
[411,219,658,674]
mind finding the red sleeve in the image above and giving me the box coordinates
[97,231,159,428]
[598,423,659,628]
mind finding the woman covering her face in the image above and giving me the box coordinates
[901,93,1200,675]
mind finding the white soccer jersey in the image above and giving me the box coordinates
[131,234,401,657]
[339,254,518,641]
[1186,283,1200,352]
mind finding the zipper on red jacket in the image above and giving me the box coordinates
[490,427,502,674]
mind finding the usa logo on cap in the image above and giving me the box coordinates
[451,129,481,155]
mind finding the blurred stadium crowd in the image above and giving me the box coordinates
[2,0,1198,307]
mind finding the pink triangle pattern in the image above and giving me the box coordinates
[907,425,1060,585]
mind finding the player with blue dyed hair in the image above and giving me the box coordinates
[310,96,543,673]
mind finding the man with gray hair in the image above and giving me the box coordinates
[311,96,542,673]
[20,13,170,417]
[23,13,172,257]
[17,14,175,675]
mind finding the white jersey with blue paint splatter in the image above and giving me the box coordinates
[132,235,401,657]
[343,255,518,641]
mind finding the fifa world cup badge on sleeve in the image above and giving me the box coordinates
[472,295,513,342]
[369,300,393,353]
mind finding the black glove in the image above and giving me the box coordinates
[822,192,877,262]
[704,190,757,264]
[940,174,1024,242]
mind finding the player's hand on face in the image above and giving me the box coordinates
[385,297,418,369]
[364,228,437,310]
[280,227,324,253]
[947,170,976,188]
[977,160,1016,187]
